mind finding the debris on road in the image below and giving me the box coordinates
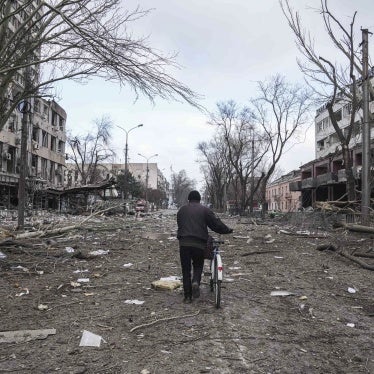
[79,330,103,347]
[0,329,56,344]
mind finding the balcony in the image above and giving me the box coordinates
[315,172,338,186]
[301,177,317,189]
[338,169,346,182]
[289,181,301,191]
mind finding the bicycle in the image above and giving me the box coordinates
[209,239,224,308]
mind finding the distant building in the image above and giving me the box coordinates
[65,162,168,192]
[266,170,301,212]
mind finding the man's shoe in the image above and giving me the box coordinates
[192,282,200,299]
[183,296,192,304]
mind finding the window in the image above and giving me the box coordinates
[50,136,56,151]
[334,109,342,122]
[34,99,40,113]
[59,116,64,131]
[42,131,48,147]
[8,115,17,132]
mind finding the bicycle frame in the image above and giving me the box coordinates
[211,247,223,281]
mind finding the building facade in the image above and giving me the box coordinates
[290,75,374,208]
[266,170,301,212]
[0,99,67,208]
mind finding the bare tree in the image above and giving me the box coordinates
[170,169,195,208]
[0,0,201,130]
[208,100,268,214]
[67,115,114,185]
[251,74,313,209]
[280,0,371,201]
[197,137,229,211]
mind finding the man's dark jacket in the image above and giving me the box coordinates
[177,201,232,249]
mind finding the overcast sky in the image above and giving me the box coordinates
[59,0,374,189]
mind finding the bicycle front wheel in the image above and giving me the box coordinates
[214,256,221,308]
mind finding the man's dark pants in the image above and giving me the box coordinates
[179,246,204,298]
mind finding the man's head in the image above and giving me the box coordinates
[188,190,201,202]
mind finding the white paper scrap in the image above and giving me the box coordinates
[79,330,102,347]
[124,299,145,305]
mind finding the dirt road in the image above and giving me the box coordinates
[0,211,373,373]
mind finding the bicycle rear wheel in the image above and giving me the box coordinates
[213,256,221,308]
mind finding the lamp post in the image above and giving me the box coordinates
[117,124,143,199]
[138,153,158,209]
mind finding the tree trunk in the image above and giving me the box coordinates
[342,144,356,201]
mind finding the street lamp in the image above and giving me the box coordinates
[138,153,158,208]
[117,124,143,199]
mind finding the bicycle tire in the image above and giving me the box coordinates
[214,256,221,308]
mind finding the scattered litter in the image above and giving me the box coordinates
[73,269,89,273]
[11,265,29,272]
[70,281,81,288]
[246,238,253,244]
[77,278,89,283]
[123,263,133,268]
[84,293,95,297]
[279,229,291,235]
[15,288,29,297]
[233,236,250,239]
[160,350,172,354]
[228,267,241,270]
[141,370,151,374]
[152,276,182,290]
[326,276,334,280]
[346,323,355,328]
[0,328,56,344]
[0,251,7,259]
[347,287,357,294]
[270,290,295,297]
[38,304,49,311]
[264,234,272,239]
[265,238,275,244]
[274,256,283,259]
[225,278,235,283]
[124,299,145,305]
[299,348,308,353]
[36,270,44,275]
[160,276,180,281]
[168,237,177,240]
[296,230,310,236]
[299,296,308,300]
[79,330,103,347]
[64,247,75,253]
[89,249,109,256]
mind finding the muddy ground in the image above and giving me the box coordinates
[0,210,373,374]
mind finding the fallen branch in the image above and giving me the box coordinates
[242,250,280,257]
[344,224,374,234]
[14,203,124,240]
[315,244,374,270]
[339,251,374,271]
[130,310,200,333]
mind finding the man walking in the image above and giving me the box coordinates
[177,190,233,303]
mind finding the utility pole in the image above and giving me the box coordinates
[249,127,255,215]
[117,124,143,200]
[361,28,371,225]
[138,153,158,211]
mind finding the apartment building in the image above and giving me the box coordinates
[0,99,67,208]
[0,1,68,208]
[266,170,301,212]
[290,74,374,208]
